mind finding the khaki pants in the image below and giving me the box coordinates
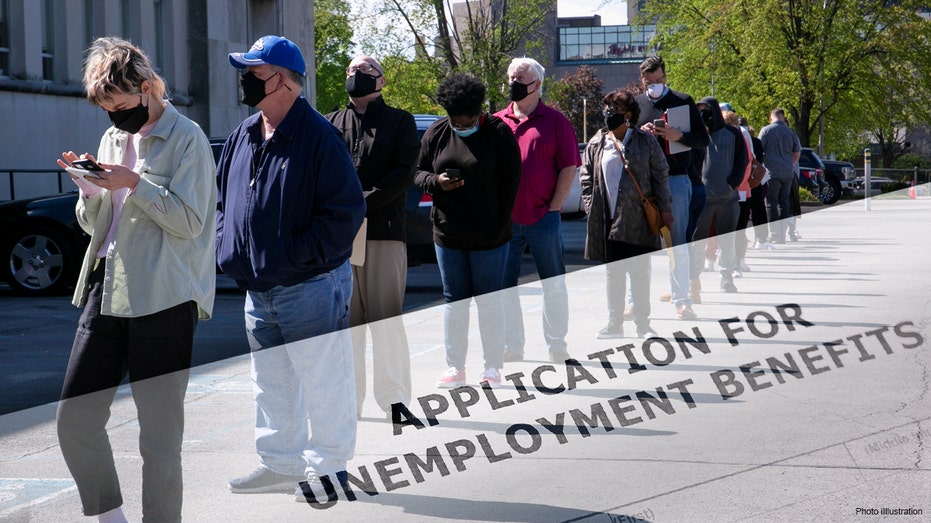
[350,240,412,415]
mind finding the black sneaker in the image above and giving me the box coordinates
[720,271,738,293]
[596,319,623,339]
[550,350,572,363]
[295,471,350,503]
[637,326,659,339]
[229,467,305,494]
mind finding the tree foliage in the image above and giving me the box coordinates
[313,0,355,113]
[548,65,605,143]
[641,0,931,166]
[354,0,555,112]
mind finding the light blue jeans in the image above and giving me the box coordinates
[435,243,508,370]
[502,211,569,355]
[244,260,356,477]
[667,175,693,307]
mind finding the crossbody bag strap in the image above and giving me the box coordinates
[608,131,649,202]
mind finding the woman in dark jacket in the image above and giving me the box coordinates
[580,87,671,339]
[414,73,521,389]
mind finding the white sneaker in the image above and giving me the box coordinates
[704,260,715,272]
[739,260,751,272]
[734,269,743,278]
[480,368,502,389]
[763,241,776,251]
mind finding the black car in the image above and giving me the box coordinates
[798,148,829,204]
[0,192,90,295]
[405,114,441,266]
[821,159,856,204]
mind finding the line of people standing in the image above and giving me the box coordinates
[51,34,805,521]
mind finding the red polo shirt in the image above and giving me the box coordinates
[495,101,581,225]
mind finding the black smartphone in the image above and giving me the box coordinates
[72,158,106,171]
[653,119,666,129]
[446,168,461,181]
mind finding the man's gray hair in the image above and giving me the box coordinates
[507,57,545,97]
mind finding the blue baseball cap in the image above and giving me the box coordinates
[229,35,306,76]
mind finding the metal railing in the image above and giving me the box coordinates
[852,167,931,186]
[1,169,70,201]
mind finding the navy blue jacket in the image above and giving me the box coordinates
[216,97,365,291]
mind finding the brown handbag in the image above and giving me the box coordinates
[610,132,664,235]
[748,159,767,188]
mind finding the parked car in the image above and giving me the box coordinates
[0,192,89,296]
[821,159,856,204]
[798,148,829,203]
[405,114,442,266]
[851,176,895,196]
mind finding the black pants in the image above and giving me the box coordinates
[57,261,197,521]
[749,183,769,243]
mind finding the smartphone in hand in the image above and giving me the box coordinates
[71,158,106,171]
[653,119,666,129]
[66,158,106,180]
[445,168,461,181]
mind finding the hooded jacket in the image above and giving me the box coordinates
[695,97,748,202]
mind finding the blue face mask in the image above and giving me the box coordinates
[452,125,479,138]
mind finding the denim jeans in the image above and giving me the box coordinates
[435,243,508,370]
[245,260,356,477]
[667,175,693,306]
[688,182,707,280]
[502,211,569,355]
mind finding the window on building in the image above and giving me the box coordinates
[558,24,656,63]
[0,0,11,76]
[154,0,164,70]
[40,0,54,81]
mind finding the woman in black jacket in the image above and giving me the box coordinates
[415,73,521,390]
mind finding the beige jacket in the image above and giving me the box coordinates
[72,103,217,319]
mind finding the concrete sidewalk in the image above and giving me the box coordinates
[2,193,929,522]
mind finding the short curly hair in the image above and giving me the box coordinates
[603,87,641,127]
[83,36,167,106]
[435,73,486,117]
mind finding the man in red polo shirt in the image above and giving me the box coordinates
[494,57,581,364]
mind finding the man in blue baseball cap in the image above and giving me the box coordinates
[216,35,365,501]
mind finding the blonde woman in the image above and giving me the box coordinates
[55,37,216,523]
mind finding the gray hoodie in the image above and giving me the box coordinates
[695,96,747,202]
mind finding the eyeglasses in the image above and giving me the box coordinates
[642,73,666,87]
[450,115,479,131]
[346,63,381,76]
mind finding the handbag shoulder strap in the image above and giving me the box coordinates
[608,131,648,201]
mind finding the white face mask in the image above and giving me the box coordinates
[646,83,665,99]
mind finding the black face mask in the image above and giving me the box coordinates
[345,71,381,98]
[509,80,535,102]
[240,72,275,107]
[108,95,149,134]
[700,108,714,129]
[604,111,627,131]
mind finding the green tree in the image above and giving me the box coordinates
[314,0,355,113]
[640,0,931,165]
[548,65,605,143]
[357,0,554,111]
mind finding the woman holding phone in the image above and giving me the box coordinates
[580,87,672,339]
[415,73,521,389]
[54,37,216,523]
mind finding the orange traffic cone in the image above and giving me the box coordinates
[909,182,917,199]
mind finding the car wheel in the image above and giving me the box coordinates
[819,177,841,205]
[3,226,78,296]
